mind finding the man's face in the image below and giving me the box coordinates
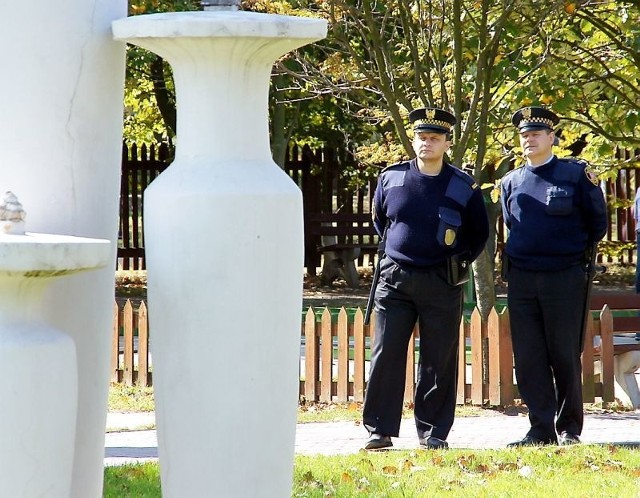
[519,129,555,161]
[413,131,451,161]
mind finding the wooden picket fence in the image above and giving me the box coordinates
[111,300,619,406]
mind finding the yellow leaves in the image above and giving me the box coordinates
[457,454,476,471]
[489,182,501,204]
[540,95,555,105]
[130,5,147,15]
[341,471,353,483]
[382,465,399,475]
[464,51,476,61]
[565,3,577,15]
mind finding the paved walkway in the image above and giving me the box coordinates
[104,410,640,466]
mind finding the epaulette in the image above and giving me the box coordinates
[557,156,589,167]
[445,165,479,207]
[380,161,410,174]
[500,165,526,190]
[450,165,479,190]
[554,156,589,183]
[501,165,525,179]
[558,156,599,186]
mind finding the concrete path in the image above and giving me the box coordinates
[104,410,640,466]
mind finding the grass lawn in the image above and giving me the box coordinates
[105,444,640,497]
[106,384,638,496]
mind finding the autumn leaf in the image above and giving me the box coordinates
[382,465,399,475]
[401,459,414,471]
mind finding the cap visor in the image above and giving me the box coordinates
[518,124,552,132]
[414,125,449,134]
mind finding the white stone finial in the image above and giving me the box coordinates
[0,191,26,235]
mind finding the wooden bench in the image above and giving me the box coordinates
[304,213,380,288]
[590,293,640,408]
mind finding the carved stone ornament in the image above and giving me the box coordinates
[0,191,26,234]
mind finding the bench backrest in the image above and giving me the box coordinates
[590,294,640,333]
[304,213,378,238]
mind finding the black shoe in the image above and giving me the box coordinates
[507,435,556,448]
[419,436,449,449]
[364,434,392,450]
[558,432,580,446]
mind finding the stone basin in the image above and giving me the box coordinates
[0,233,111,275]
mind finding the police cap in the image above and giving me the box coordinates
[512,106,559,132]
[409,107,456,134]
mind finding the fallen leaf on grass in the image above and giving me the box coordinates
[382,465,399,475]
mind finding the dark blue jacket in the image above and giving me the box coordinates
[500,156,608,271]
[373,159,489,269]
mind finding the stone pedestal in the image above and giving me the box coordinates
[0,233,110,496]
[113,11,326,497]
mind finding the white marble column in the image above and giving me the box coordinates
[0,3,127,496]
[113,11,326,498]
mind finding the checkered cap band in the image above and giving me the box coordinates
[413,119,453,131]
[519,116,555,128]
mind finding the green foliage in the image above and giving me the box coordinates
[598,241,637,260]
[121,0,639,184]
[104,463,161,498]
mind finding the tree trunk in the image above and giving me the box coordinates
[473,247,496,321]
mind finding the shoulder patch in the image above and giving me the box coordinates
[584,166,599,186]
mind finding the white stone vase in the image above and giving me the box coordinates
[113,11,326,498]
[0,233,110,497]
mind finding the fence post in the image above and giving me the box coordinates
[137,302,150,387]
[470,308,483,405]
[581,312,596,402]
[123,300,134,386]
[111,302,120,383]
[599,305,615,402]
[336,308,349,402]
[320,308,333,402]
[456,318,468,405]
[353,308,366,402]
[303,307,318,402]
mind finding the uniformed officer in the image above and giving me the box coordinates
[363,107,490,450]
[500,106,608,447]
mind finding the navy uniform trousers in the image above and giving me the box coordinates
[508,264,586,441]
[363,256,462,440]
